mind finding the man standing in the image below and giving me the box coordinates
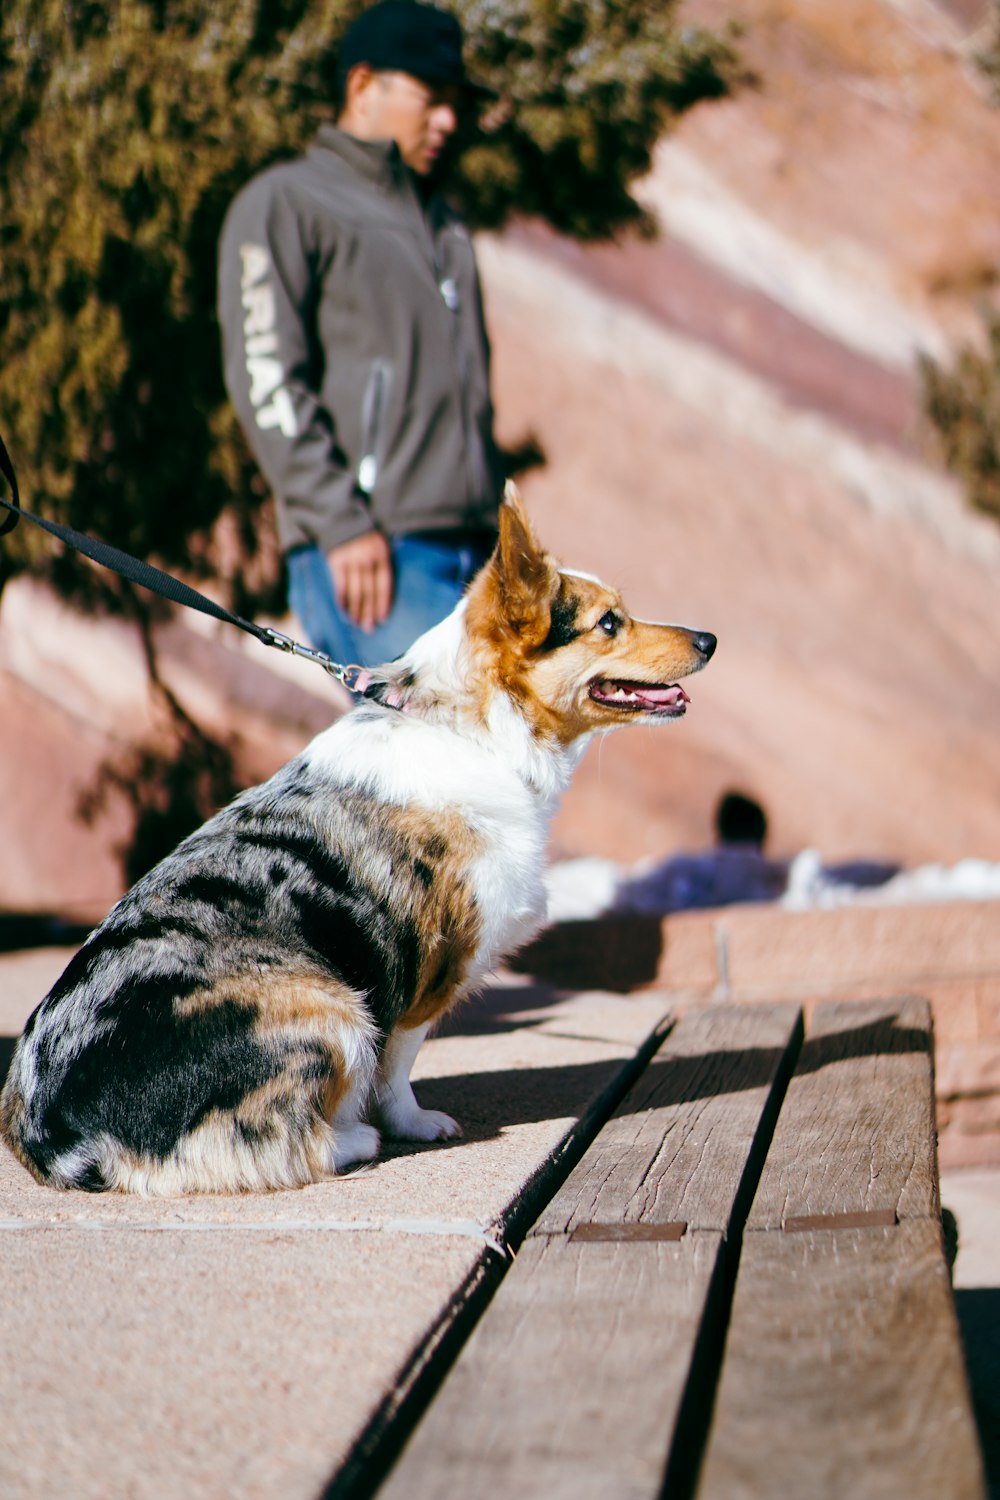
[218,0,503,666]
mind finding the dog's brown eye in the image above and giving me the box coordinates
[597,611,620,637]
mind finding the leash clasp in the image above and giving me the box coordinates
[261,628,371,695]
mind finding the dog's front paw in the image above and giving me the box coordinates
[382,1104,463,1143]
[330,1122,381,1172]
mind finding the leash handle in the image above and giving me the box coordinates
[0,433,368,693]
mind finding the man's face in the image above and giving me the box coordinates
[365,70,462,175]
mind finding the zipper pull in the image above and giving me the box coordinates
[357,455,377,494]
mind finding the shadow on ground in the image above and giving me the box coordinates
[0,993,929,1157]
[954,1290,1000,1500]
[508,915,664,991]
[392,1009,928,1159]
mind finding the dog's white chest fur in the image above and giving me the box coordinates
[303,700,574,977]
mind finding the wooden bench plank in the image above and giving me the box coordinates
[380,1231,724,1500]
[698,995,985,1500]
[746,996,939,1230]
[697,1220,987,1500]
[534,1001,803,1236]
[379,1004,803,1499]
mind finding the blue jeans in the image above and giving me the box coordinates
[286,532,495,668]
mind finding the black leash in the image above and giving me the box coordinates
[0,431,370,694]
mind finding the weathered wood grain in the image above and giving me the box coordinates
[697,1219,987,1500]
[379,1231,725,1500]
[533,1002,803,1236]
[746,996,939,1229]
[379,1005,804,1499]
[378,1000,976,1500]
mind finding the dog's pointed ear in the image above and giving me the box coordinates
[486,482,560,647]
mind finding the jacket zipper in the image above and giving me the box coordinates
[433,231,490,506]
[405,171,489,508]
[357,359,390,495]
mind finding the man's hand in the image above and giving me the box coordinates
[326,530,394,632]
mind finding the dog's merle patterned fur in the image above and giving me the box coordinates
[3,763,471,1192]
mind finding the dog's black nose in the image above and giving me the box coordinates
[693,631,717,661]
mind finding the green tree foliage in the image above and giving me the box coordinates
[452,0,737,236]
[0,0,737,877]
[920,309,1000,527]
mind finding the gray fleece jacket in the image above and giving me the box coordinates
[218,125,502,554]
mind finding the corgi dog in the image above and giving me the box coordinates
[0,489,715,1194]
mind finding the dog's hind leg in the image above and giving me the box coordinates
[147,978,383,1191]
[375,1022,462,1142]
[324,1066,381,1172]
[283,990,383,1178]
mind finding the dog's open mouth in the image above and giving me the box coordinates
[589,679,691,715]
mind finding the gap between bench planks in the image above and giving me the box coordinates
[376,1002,803,1500]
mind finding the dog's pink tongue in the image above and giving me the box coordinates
[634,683,689,708]
[591,679,691,708]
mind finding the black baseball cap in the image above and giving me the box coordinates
[338,1,488,93]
